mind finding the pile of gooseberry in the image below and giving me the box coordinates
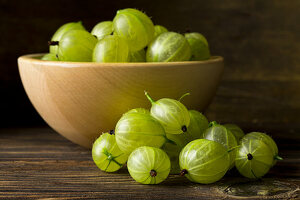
[43,8,210,62]
[92,91,282,184]
[45,8,282,184]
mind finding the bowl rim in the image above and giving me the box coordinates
[18,53,223,68]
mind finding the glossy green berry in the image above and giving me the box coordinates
[162,110,209,172]
[49,21,85,54]
[235,137,274,179]
[185,32,210,61]
[223,124,245,143]
[242,132,282,166]
[147,32,191,62]
[154,25,168,38]
[203,121,238,169]
[91,21,113,40]
[179,139,230,184]
[92,132,127,172]
[41,53,58,61]
[162,135,184,174]
[93,35,129,62]
[113,8,155,51]
[127,146,171,184]
[185,110,209,140]
[129,49,146,62]
[124,108,150,115]
[163,110,208,145]
[145,91,190,135]
[115,112,166,155]
[49,30,97,62]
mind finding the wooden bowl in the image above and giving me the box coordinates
[18,54,224,148]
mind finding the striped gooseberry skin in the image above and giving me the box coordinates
[166,110,209,146]
[162,138,182,174]
[91,21,113,40]
[129,49,146,62]
[145,92,190,135]
[56,30,97,62]
[242,132,280,166]
[223,124,245,143]
[164,110,209,147]
[146,32,191,62]
[115,112,166,155]
[163,110,209,174]
[113,8,155,51]
[127,146,171,184]
[50,21,85,54]
[179,139,230,184]
[184,32,210,61]
[185,110,209,141]
[203,122,238,169]
[93,35,130,63]
[92,132,127,172]
[235,137,274,179]
[154,25,168,38]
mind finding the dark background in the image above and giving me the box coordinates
[0,0,299,140]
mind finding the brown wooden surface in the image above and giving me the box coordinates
[0,127,299,199]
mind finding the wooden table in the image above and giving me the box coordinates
[0,127,299,199]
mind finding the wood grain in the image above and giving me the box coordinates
[0,128,299,199]
[18,55,223,148]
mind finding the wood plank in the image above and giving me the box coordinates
[0,128,299,199]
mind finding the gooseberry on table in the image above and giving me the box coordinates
[127,146,171,184]
[179,139,230,184]
[92,132,128,172]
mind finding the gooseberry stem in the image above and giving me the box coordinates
[48,41,59,46]
[144,91,155,104]
[178,93,190,102]
[274,155,283,160]
[180,169,188,176]
[209,121,218,127]
[109,130,114,135]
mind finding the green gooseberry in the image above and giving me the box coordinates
[242,132,282,166]
[235,137,274,179]
[93,35,130,62]
[203,121,238,169]
[223,124,245,143]
[92,132,127,172]
[146,32,191,62]
[145,91,190,135]
[113,8,155,51]
[115,112,166,155]
[185,32,210,61]
[91,21,113,40]
[49,30,97,62]
[154,25,168,38]
[179,139,230,184]
[41,53,58,61]
[127,146,170,184]
[49,21,85,55]
[129,49,146,62]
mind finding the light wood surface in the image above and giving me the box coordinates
[18,54,224,148]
